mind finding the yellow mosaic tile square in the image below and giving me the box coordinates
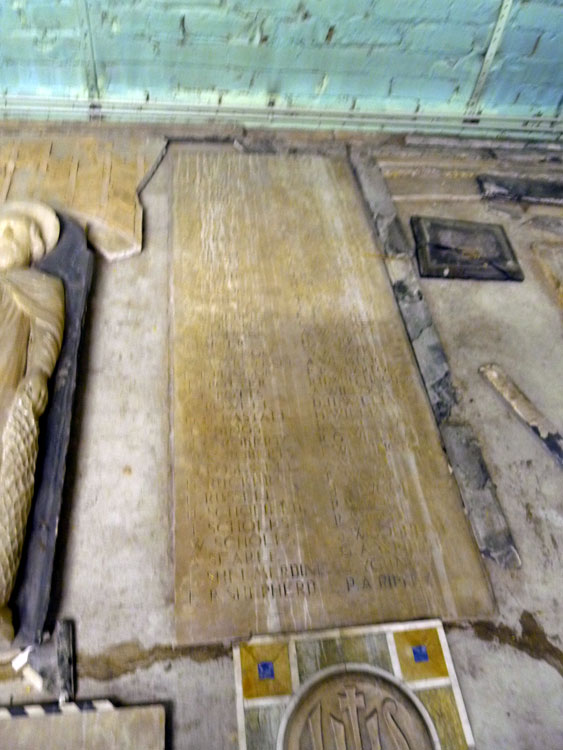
[394,627,449,681]
[240,643,292,699]
[418,687,469,750]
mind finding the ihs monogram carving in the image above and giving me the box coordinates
[278,666,440,750]
[306,688,411,750]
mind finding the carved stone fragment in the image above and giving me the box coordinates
[0,202,64,644]
[277,665,440,750]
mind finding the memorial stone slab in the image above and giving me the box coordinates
[172,152,494,644]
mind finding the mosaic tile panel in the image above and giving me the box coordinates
[234,620,474,750]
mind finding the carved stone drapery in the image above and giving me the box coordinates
[0,202,64,644]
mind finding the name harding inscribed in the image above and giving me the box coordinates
[172,153,493,644]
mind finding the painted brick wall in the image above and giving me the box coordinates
[482,1,563,117]
[0,0,561,124]
[0,1,88,97]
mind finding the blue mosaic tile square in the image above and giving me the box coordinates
[412,644,429,663]
[258,661,275,680]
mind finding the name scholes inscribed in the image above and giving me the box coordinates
[173,153,493,644]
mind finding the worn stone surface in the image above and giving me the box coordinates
[440,423,521,568]
[526,216,563,239]
[351,150,457,425]
[533,242,563,310]
[0,135,165,259]
[377,141,563,749]
[80,656,237,750]
[173,151,493,644]
[351,148,520,570]
[278,666,439,750]
[0,136,560,750]
[480,363,563,468]
[385,255,456,424]
[50,164,174,654]
[447,626,563,749]
[0,147,237,750]
[0,705,165,749]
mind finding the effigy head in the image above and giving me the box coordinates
[0,214,44,269]
[0,201,60,270]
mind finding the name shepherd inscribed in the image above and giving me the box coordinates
[172,152,493,644]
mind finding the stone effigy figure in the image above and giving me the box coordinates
[0,202,64,644]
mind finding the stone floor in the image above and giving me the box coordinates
[0,130,562,749]
[0,704,165,749]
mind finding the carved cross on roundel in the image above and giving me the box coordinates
[277,666,440,750]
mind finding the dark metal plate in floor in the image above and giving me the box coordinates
[411,216,524,281]
[477,174,563,206]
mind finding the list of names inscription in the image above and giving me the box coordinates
[173,153,493,643]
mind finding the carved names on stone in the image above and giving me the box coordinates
[173,153,493,643]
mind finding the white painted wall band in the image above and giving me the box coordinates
[1,97,560,140]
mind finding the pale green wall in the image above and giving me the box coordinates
[1,0,562,135]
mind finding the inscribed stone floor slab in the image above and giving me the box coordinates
[172,152,494,644]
